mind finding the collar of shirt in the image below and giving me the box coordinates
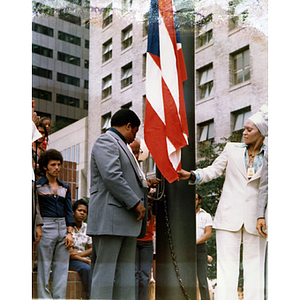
[108,127,127,144]
[240,143,267,152]
[240,143,267,172]
[37,175,65,187]
[74,222,87,233]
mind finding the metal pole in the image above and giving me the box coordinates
[155,1,195,299]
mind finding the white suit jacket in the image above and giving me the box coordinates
[195,142,266,235]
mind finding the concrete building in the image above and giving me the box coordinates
[48,117,89,200]
[87,0,268,189]
[45,0,267,197]
[32,0,90,130]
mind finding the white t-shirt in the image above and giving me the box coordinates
[196,208,213,241]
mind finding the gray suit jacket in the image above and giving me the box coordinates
[87,129,148,239]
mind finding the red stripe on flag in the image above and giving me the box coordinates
[161,77,188,148]
[144,97,180,183]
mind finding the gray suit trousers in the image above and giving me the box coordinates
[90,235,137,300]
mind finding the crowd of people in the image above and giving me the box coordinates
[32,103,268,300]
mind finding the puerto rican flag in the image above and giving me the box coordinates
[144,0,189,183]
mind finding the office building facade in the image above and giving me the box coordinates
[32,0,90,131]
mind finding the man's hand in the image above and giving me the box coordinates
[177,169,192,180]
[65,233,74,248]
[256,218,267,238]
[135,202,146,221]
[33,225,42,245]
[146,177,161,188]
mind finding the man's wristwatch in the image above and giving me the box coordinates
[189,171,196,181]
[67,231,73,235]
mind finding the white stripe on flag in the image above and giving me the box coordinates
[159,11,179,108]
[146,53,165,124]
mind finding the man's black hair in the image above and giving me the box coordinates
[38,149,63,171]
[72,199,88,213]
[111,109,140,129]
[196,193,202,200]
[37,121,48,139]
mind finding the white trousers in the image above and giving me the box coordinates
[215,227,267,300]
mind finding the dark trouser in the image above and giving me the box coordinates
[197,243,210,300]
[69,260,91,298]
[90,235,137,300]
[135,240,154,300]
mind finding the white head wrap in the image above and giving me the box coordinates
[248,104,268,137]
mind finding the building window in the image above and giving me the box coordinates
[101,113,111,133]
[121,62,132,89]
[142,95,146,124]
[121,24,132,50]
[122,0,133,12]
[32,66,52,79]
[56,94,80,108]
[198,120,214,143]
[196,14,213,48]
[143,12,149,37]
[55,116,77,130]
[57,72,80,87]
[231,48,250,85]
[32,44,53,58]
[84,59,89,69]
[232,108,252,132]
[85,39,89,49]
[121,102,132,109]
[103,3,113,28]
[58,31,81,46]
[57,52,80,66]
[65,0,82,5]
[83,100,88,110]
[58,11,81,25]
[197,64,213,100]
[142,53,147,77]
[32,22,53,37]
[102,74,112,99]
[32,88,52,101]
[228,0,249,31]
[84,80,89,89]
[102,38,112,63]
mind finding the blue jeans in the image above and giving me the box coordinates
[135,240,154,300]
[69,260,91,298]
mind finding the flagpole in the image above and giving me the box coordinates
[155,1,196,299]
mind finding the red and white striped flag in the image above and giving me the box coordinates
[144,0,189,183]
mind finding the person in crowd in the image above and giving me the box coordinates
[40,116,51,150]
[87,109,149,300]
[177,105,268,300]
[36,149,75,299]
[32,121,48,179]
[256,149,268,300]
[195,193,212,300]
[129,138,156,300]
[135,199,155,300]
[256,150,268,237]
[32,103,43,246]
[69,199,92,299]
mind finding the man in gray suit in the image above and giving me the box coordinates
[87,109,149,300]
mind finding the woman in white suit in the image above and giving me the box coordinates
[178,105,268,300]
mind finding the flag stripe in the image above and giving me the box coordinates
[144,0,189,183]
